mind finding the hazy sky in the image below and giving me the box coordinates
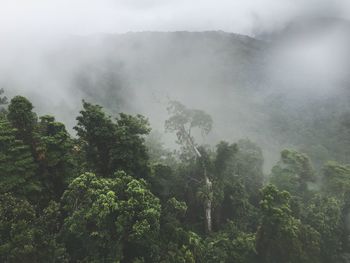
[1,0,349,36]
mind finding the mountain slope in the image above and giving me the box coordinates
[2,20,350,169]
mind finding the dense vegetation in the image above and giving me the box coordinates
[1,89,350,262]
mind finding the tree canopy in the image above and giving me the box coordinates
[1,92,350,262]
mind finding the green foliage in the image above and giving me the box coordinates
[0,118,38,196]
[37,115,76,200]
[113,113,151,178]
[0,194,67,263]
[203,223,257,263]
[270,149,315,198]
[3,93,350,262]
[322,161,350,199]
[158,198,202,262]
[303,195,342,262]
[61,171,161,262]
[75,100,150,178]
[256,184,320,263]
[7,96,38,146]
[214,141,238,178]
[212,141,261,231]
[236,139,264,204]
[0,193,37,263]
[74,101,117,176]
[149,163,177,201]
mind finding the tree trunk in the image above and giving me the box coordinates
[204,167,212,233]
[182,128,213,233]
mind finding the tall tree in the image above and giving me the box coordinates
[165,100,213,233]
[74,101,116,176]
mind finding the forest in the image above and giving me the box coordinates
[1,87,350,263]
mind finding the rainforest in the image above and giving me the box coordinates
[1,0,350,262]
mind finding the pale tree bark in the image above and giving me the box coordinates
[181,126,212,233]
[203,166,212,233]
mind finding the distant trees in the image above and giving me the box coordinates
[0,88,7,116]
[270,149,315,199]
[0,88,7,104]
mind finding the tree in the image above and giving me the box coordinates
[0,118,38,197]
[7,96,38,148]
[37,115,76,201]
[270,149,315,199]
[0,88,8,116]
[149,163,176,201]
[0,194,68,263]
[159,198,202,262]
[236,139,264,205]
[256,184,320,263]
[302,195,342,263]
[61,171,161,262]
[0,88,7,105]
[321,162,350,257]
[74,101,116,176]
[112,112,151,178]
[213,141,260,231]
[322,161,350,199]
[203,222,257,263]
[165,100,213,233]
[74,101,151,178]
[0,193,37,263]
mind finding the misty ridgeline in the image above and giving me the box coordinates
[1,17,350,263]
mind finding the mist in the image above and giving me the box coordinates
[1,1,350,171]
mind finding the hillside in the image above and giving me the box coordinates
[2,19,350,168]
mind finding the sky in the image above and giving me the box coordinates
[1,0,350,36]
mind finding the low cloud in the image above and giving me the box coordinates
[1,0,349,36]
